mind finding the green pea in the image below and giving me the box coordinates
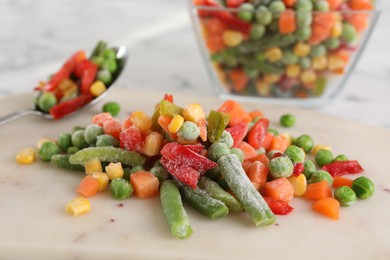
[325,38,340,50]
[314,0,330,11]
[342,23,357,44]
[103,101,121,117]
[217,130,234,148]
[269,1,286,12]
[208,142,231,162]
[97,69,113,85]
[296,0,313,11]
[284,145,305,164]
[130,165,144,174]
[84,124,104,146]
[229,148,244,163]
[315,149,333,167]
[238,3,254,22]
[102,59,118,74]
[250,24,266,40]
[244,66,259,78]
[282,51,299,65]
[269,156,294,178]
[38,92,57,112]
[334,154,349,162]
[352,176,375,199]
[72,126,85,133]
[102,48,117,60]
[303,159,316,180]
[71,130,89,149]
[310,170,333,186]
[150,165,169,183]
[177,121,200,141]
[299,57,312,69]
[66,146,80,155]
[256,6,273,25]
[96,134,119,147]
[296,27,312,41]
[110,178,133,200]
[296,12,313,28]
[268,128,279,136]
[294,134,314,153]
[334,186,357,207]
[255,52,267,62]
[280,114,296,128]
[310,44,327,58]
[37,141,61,161]
[91,56,104,66]
[57,133,72,151]
[153,158,162,167]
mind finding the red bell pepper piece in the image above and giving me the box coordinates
[292,162,305,176]
[247,118,269,150]
[160,157,200,189]
[119,126,142,152]
[80,61,98,95]
[321,160,364,177]
[163,94,174,103]
[225,122,248,146]
[49,94,92,119]
[264,197,294,215]
[183,144,205,154]
[226,0,245,8]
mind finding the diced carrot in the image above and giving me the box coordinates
[158,114,177,140]
[313,12,335,30]
[249,110,264,120]
[247,153,270,166]
[130,171,160,199]
[335,49,350,63]
[122,115,133,129]
[332,176,353,189]
[263,177,294,202]
[92,112,112,127]
[235,141,258,160]
[279,10,297,34]
[206,35,225,54]
[77,175,99,198]
[282,0,296,7]
[305,180,332,200]
[308,24,331,45]
[229,68,248,92]
[327,0,343,10]
[103,118,122,140]
[217,99,252,126]
[197,118,208,142]
[260,132,274,151]
[205,18,226,36]
[312,197,340,220]
[246,161,269,187]
[269,135,290,153]
[347,14,369,32]
[349,0,373,10]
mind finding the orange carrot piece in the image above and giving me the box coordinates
[260,132,274,152]
[246,160,269,187]
[92,112,112,127]
[312,197,340,220]
[263,177,294,202]
[279,10,297,34]
[197,118,208,142]
[332,176,353,189]
[205,18,226,36]
[77,175,99,198]
[249,110,264,120]
[349,0,373,10]
[130,171,160,199]
[327,0,343,10]
[347,14,369,32]
[282,0,296,7]
[229,69,249,92]
[103,118,122,140]
[206,35,225,54]
[269,135,290,153]
[305,180,332,200]
[247,153,270,166]
[158,114,177,140]
[235,141,258,160]
[217,99,252,126]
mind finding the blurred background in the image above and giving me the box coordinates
[0,0,389,127]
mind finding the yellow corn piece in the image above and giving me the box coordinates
[286,64,301,78]
[130,111,153,132]
[182,104,206,123]
[90,81,107,97]
[328,55,345,71]
[59,78,78,99]
[311,145,332,156]
[287,174,307,197]
[263,74,281,84]
[105,162,124,180]
[168,115,184,133]
[143,132,163,157]
[91,172,110,191]
[222,30,243,47]
[331,20,343,38]
[16,148,36,165]
[280,133,294,146]
[312,56,328,71]
[65,197,91,216]
[300,70,317,85]
[265,47,283,63]
[293,42,311,57]
[255,80,271,96]
[85,158,102,175]
[35,138,56,149]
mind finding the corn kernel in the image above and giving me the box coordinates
[16,148,36,165]
[286,64,301,78]
[130,111,152,132]
[300,70,317,85]
[65,197,91,216]
[293,42,311,57]
[90,81,107,97]
[312,56,328,71]
[36,138,56,149]
[331,20,343,38]
[182,104,206,123]
[168,115,184,133]
[263,74,281,84]
[311,145,332,156]
[287,174,307,197]
[105,162,124,180]
[255,80,271,96]
[143,132,163,157]
[328,55,345,71]
[222,30,243,47]
[265,47,283,63]
[85,158,102,175]
[280,133,294,146]
[59,78,78,98]
[91,172,110,191]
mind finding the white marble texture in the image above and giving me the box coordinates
[0,0,389,127]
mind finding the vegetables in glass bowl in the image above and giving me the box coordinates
[189,0,380,107]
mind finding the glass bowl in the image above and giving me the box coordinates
[189,0,381,107]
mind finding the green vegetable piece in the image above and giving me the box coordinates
[352,176,375,199]
[50,154,84,171]
[71,130,89,149]
[294,134,314,153]
[130,165,144,174]
[315,149,333,167]
[58,133,72,151]
[217,130,234,148]
[160,100,183,117]
[333,154,349,162]
[299,57,311,69]
[250,24,266,40]
[102,102,121,117]
[38,92,57,112]
[205,167,222,181]
[102,48,117,60]
[218,154,275,227]
[208,142,231,162]
[229,148,245,163]
[91,56,104,66]
[84,124,104,146]
[198,177,242,213]
[97,69,113,85]
[37,141,61,161]
[177,121,200,141]
[303,159,316,179]
[296,11,313,28]
[315,0,330,11]
[256,6,272,25]
[282,51,299,65]
[160,180,193,239]
[310,170,333,186]
[334,186,357,207]
[269,156,294,178]
[102,59,118,74]
[280,113,296,127]
[122,167,132,180]
[296,27,312,41]
[89,41,108,59]
[310,44,327,58]
[342,23,357,44]
[67,146,80,155]
[72,126,85,133]
[296,0,313,11]
[284,145,305,163]
[238,3,254,22]
[96,134,119,147]
[325,38,340,50]
[150,165,169,183]
[313,76,327,96]
[267,128,278,136]
[110,178,133,200]
[69,147,145,167]
[207,110,230,143]
[269,0,286,12]
[180,183,229,220]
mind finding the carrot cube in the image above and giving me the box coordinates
[130,171,160,199]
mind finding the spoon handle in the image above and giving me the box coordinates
[0,109,44,126]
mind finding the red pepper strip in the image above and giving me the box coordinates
[321,160,364,177]
[81,61,98,95]
[160,157,200,189]
[248,118,269,150]
[263,197,294,215]
[163,94,174,103]
[49,94,93,119]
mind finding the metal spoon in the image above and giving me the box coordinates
[0,46,128,126]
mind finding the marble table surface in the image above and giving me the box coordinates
[0,0,389,128]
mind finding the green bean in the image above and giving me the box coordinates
[57,133,72,151]
[205,167,222,181]
[102,101,121,117]
[38,141,61,161]
[69,147,145,167]
[89,41,108,59]
[269,156,294,178]
[67,146,80,155]
[110,178,133,200]
[160,180,193,239]
[71,130,89,149]
[198,177,242,213]
[334,186,357,206]
[84,124,104,146]
[150,165,169,183]
[352,176,375,199]
[218,154,276,227]
[50,154,84,171]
